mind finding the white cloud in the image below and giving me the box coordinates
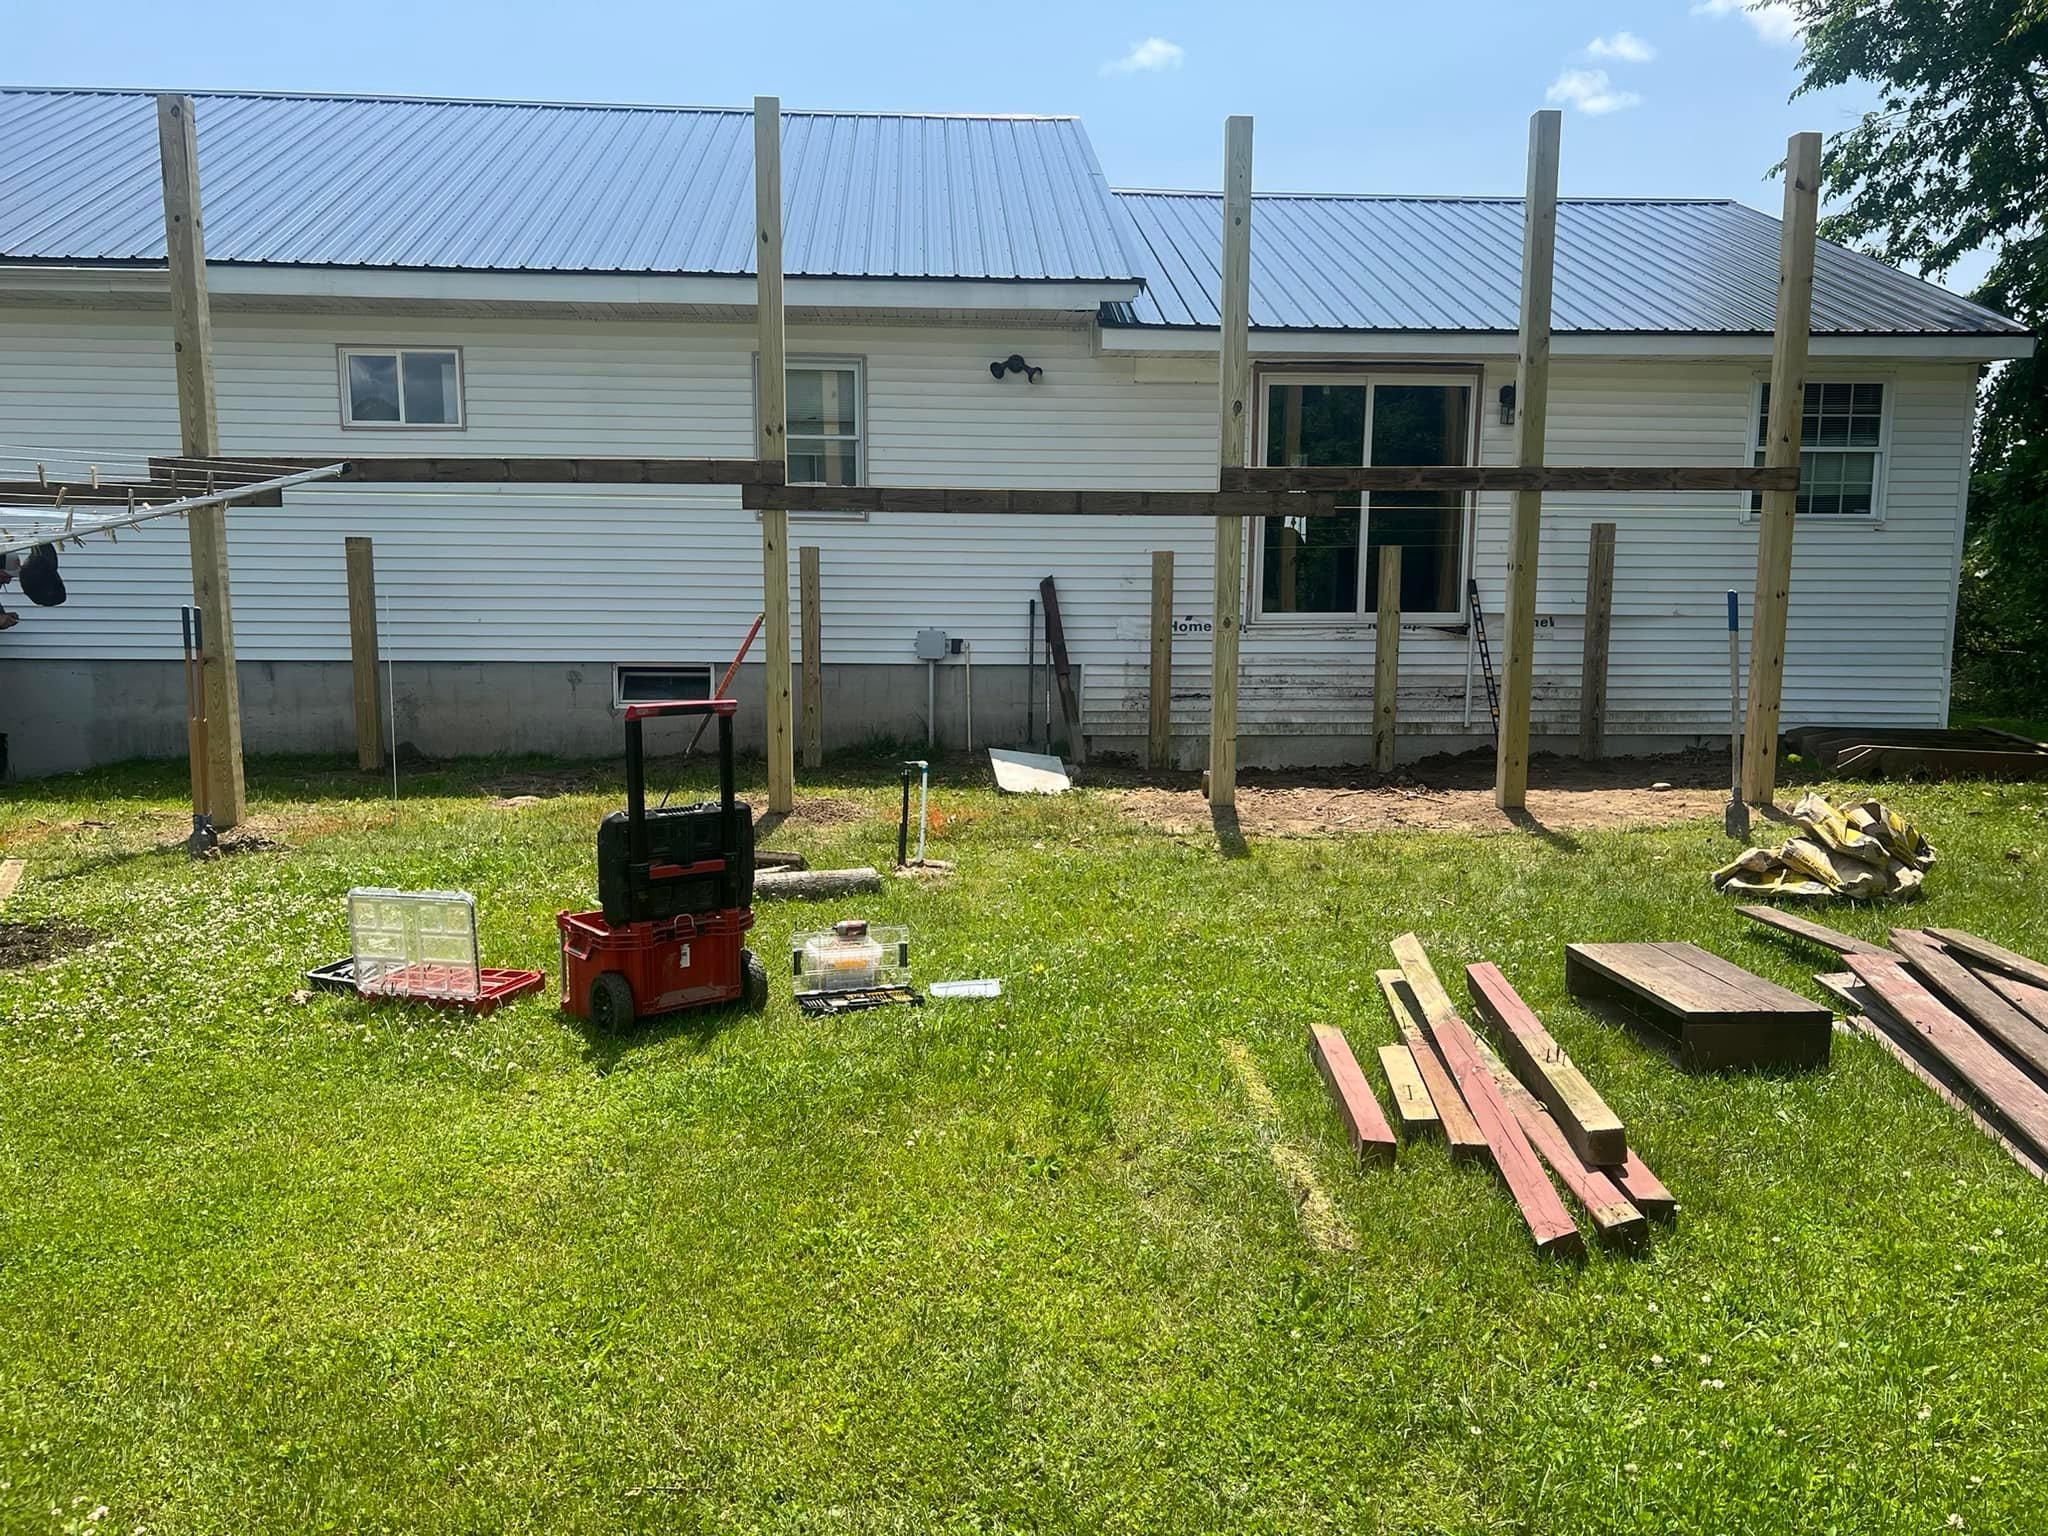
[1691,0,1803,46]
[1588,30,1656,62]
[1102,37,1185,76]
[1546,67,1643,115]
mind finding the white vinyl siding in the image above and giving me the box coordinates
[0,309,1976,745]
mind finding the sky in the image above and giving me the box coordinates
[2,0,1992,293]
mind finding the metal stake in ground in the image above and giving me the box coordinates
[1725,590,1749,839]
[178,605,218,856]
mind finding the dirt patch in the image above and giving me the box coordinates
[788,796,870,826]
[1110,750,1736,838]
[0,921,98,970]
[488,795,545,810]
[478,770,600,800]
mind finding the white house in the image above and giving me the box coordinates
[0,88,2030,779]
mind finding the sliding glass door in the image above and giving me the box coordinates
[1257,373,1476,622]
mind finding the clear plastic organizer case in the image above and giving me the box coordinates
[346,887,482,1001]
[791,920,911,994]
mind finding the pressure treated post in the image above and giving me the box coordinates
[344,537,383,771]
[1578,522,1614,760]
[1741,131,1822,806]
[1373,546,1402,773]
[1494,109,1561,811]
[1149,549,1174,769]
[799,543,822,769]
[1208,115,1253,808]
[755,96,794,813]
[157,93,245,827]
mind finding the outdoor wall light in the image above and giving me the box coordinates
[1499,383,1516,426]
[989,354,1044,383]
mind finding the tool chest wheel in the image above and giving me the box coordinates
[589,971,635,1030]
[741,948,768,1011]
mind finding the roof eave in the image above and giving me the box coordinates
[1095,325,2034,362]
[0,260,1143,312]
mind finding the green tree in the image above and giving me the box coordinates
[1790,0,2048,708]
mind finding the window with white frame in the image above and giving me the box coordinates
[786,360,863,486]
[340,346,464,428]
[1255,372,1475,620]
[1752,381,1886,516]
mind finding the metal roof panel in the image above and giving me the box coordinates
[1109,190,2023,335]
[0,88,1142,281]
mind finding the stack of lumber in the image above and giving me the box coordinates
[1738,906,2048,1180]
[1300,932,1674,1260]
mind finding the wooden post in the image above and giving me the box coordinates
[799,543,822,769]
[1208,115,1253,809]
[1578,522,1615,760]
[1148,550,1174,769]
[1741,131,1822,805]
[1373,546,1401,773]
[755,95,794,814]
[344,536,383,771]
[157,94,245,828]
[1494,109,1561,811]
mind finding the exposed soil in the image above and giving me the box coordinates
[0,921,98,970]
[788,795,871,826]
[1107,749,1736,838]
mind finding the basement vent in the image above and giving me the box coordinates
[612,664,713,709]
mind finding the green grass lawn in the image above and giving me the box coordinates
[4,753,2048,1534]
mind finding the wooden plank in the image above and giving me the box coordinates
[1654,941,1827,1013]
[1148,549,1173,770]
[1465,1020,1646,1247]
[1740,130,1823,805]
[1888,928,2048,1084]
[1307,1024,1398,1168]
[799,544,822,770]
[1578,522,1615,760]
[1495,110,1561,812]
[1210,114,1253,812]
[1846,953,2048,1162]
[0,478,281,509]
[1613,1147,1678,1223]
[1221,464,1799,494]
[1392,934,1583,1258]
[155,455,784,488]
[343,536,383,772]
[0,859,23,911]
[1465,962,1626,1167]
[1038,576,1084,764]
[1375,1043,1440,1134]
[1372,546,1401,773]
[1821,973,2048,1181]
[1737,904,1889,956]
[157,93,245,830]
[1979,970,2048,1033]
[755,95,793,817]
[742,485,1339,517]
[1374,969,1488,1160]
[1925,928,2048,993]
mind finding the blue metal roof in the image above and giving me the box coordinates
[1112,191,2024,335]
[0,88,1143,281]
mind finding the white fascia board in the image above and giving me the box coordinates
[1097,327,2035,362]
[0,263,1139,313]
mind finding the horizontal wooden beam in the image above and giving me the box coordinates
[152,455,787,488]
[1222,464,1798,494]
[0,479,283,509]
[742,484,1340,517]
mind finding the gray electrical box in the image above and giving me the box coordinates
[914,628,950,661]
